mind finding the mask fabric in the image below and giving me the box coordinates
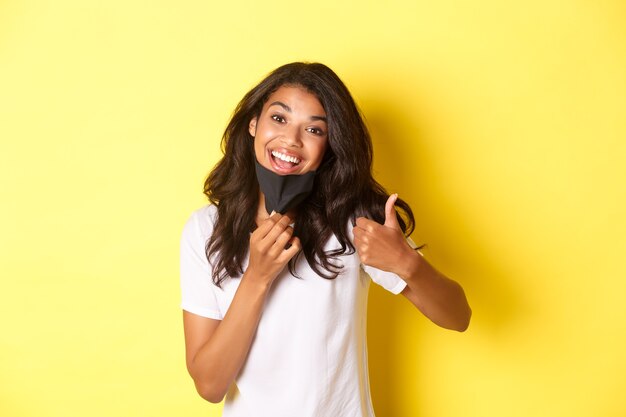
[254,159,316,214]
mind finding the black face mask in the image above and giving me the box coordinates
[254,159,316,214]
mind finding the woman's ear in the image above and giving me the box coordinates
[248,117,257,138]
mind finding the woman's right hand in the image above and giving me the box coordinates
[247,212,301,285]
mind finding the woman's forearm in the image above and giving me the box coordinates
[188,272,271,403]
[400,252,472,331]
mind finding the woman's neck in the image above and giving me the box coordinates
[256,192,297,225]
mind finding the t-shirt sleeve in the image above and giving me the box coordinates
[362,236,419,295]
[363,265,407,295]
[179,207,223,320]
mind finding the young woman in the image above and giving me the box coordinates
[180,62,471,417]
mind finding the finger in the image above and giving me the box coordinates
[251,213,286,250]
[353,232,368,246]
[254,212,282,237]
[279,236,301,262]
[268,225,294,256]
[355,217,377,231]
[384,193,401,230]
[262,215,293,245]
[356,243,369,263]
[353,233,361,248]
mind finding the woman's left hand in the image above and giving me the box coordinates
[355,194,472,331]
[353,194,417,278]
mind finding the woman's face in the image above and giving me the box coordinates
[249,85,329,176]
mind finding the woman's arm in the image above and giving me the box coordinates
[183,213,300,403]
[397,252,472,332]
[183,277,270,403]
[353,194,472,332]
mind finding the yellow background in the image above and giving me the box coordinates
[1,1,625,416]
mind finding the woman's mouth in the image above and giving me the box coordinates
[269,150,302,173]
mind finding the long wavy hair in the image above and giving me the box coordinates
[203,62,416,287]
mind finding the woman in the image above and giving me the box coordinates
[180,62,471,417]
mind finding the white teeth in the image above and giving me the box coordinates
[271,150,301,164]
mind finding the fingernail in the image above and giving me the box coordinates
[270,210,276,216]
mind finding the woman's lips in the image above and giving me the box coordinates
[267,149,302,175]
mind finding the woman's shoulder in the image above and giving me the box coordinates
[193,202,217,217]
[182,203,218,239]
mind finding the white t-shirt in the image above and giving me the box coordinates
[180,204,409,417]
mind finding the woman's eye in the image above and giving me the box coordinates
[271,114,285,123]
[307,127,325,136]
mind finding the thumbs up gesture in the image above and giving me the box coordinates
[353,194,416,276]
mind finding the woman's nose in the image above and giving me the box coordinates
[281,125,302,147]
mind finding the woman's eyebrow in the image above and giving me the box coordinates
[269,101,327,123]
[269,101,292,112]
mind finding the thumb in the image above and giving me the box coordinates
[384,193,401,229]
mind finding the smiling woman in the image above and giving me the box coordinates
[180,62,471,417]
